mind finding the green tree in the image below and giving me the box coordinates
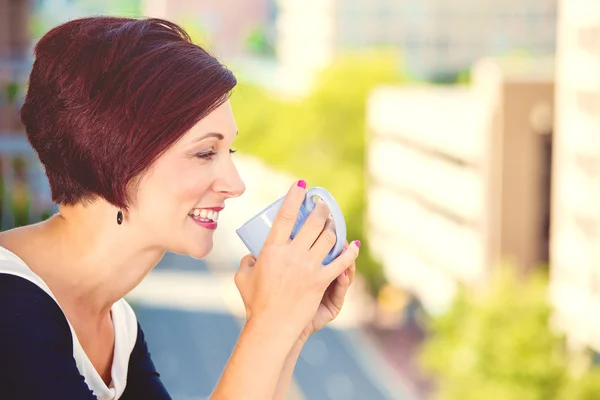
[245,27,274,56]
[419,265,600,400]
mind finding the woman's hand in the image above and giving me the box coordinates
[234,180,360,342]
[297,239,358,343]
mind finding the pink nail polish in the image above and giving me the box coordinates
[297,180,306,189]
[355,240,361,248]
[344,270,348,276]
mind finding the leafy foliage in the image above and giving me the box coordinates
[419,265,600,400]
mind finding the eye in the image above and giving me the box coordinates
[194,148,236,160]
[195,151,217,160]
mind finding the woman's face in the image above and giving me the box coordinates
[130,100,246,258]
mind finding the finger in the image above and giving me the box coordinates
[339,245,355,284]
[320,240,360,284]
[348,262,356,285]
[293,198,329,251]
[337,267,351,286]
[328,274,350,313]
[234,253,256,290]
[265,180,307,245]
[340,240,356,282]
[308,214,337,262]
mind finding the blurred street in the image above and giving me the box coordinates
[128,255,409,400]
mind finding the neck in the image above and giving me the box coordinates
[34,204,164,317]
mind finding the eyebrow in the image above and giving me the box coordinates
[191,131,238,144]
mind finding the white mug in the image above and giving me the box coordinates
[236,187,347,265]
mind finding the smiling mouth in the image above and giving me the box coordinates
[189,208,220,223]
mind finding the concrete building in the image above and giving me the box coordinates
[276,0,556,93]
[142,0,276,59]
[0,0,29,62]
[0,0,30,132]
[549,1,600,351]
[365,57,554,313]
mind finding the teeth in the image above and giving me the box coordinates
[190,209,220,222]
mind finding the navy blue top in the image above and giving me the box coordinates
[0,273,172,399]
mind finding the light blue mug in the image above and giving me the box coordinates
[236,187,347,265]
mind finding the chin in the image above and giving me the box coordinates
[184,240,213,260]
[171,222,216,259]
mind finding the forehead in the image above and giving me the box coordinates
[184,100,237,142]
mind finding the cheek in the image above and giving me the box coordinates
[172,167,214,204]
[134,159,215,222]
[133,168,185,216]
[155,162,215,211]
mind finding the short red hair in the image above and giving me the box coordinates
[21,16,237,209]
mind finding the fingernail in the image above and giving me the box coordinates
[344,270,348,276]
[355,240,361,248]
[297,179,306,189]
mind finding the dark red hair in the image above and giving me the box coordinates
[20,16,237,209]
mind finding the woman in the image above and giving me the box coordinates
[0,16,360,400]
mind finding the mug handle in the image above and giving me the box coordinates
[303,187,347,265]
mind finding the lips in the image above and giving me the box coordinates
[189,216,217,230]
[188,206,223,230]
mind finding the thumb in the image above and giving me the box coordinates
[238,253,257,273]
[235,253,256,289]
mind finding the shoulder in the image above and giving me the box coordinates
[0,272,72,340]
[0,274,97,399]
[0,244,75,346]
[0,246,77,366]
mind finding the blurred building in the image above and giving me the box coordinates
[276,0,556,93]
[365,57,554,313]
[394,0,556,81]
[0,0,29,62]
[0,0,30,133]
[549,1,600,350]
[142,0,277,59]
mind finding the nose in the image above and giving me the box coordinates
[215,157,246,199]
